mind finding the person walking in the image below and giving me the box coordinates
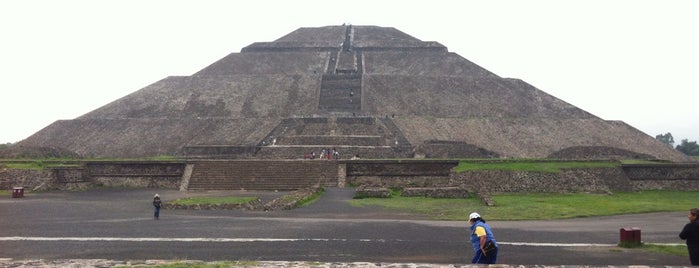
[152,194,162,220]
[679,208,699,265]
[468,212,498,264]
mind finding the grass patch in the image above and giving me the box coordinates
[168,196,257,206]
[642,244,688,257]
[295,187,325,207]
[349,190,698,221]
[3,161,80,170]
[0,156,183,170]
[454,160,618,173]
[152,261,256,268]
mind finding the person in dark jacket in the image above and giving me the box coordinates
[468,212,498,264]
[152,194,162,220]
[680,208,699,265]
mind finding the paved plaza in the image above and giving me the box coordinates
[0,188,692,267]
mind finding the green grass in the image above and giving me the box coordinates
[168,196,258,206]
[643,244,688,257]
[295,187,325,207]
[454,160,619,173]
[349,190,699,220]
[0,156,183,170]
[150,261,257,268]
[2,161,81,170]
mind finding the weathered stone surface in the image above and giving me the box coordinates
[354,185,391,198]
[401,187,469,198]
[451,168,630,194]
[4,25,691,162]
[0,168,54,191]
[262,186,323,211]
[163,198,262,210]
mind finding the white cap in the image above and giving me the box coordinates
[469,212,481,220]
[154,194,160,198]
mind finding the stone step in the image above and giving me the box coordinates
[187,160,339,190]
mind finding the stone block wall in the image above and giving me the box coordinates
[0,168,54,191]
[346,160,458,176]
[92,176,180,189]
[623,164,699,190]
[182,146,257,159]
[350,175,451,188]
[401,187,469,198]
[3,160,698,195]
[345,160,458,187]
[1,162,185,191]
[87,162,184,189]
[451,168,631,194]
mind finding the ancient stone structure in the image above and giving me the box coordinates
[3,160,698,193]
[9,25,692,162]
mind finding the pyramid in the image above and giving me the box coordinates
[13,25,691,161]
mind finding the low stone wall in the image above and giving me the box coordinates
[163,198,262,210]
[623,164,699,191]
[0,168,54,191]
[92,176,180,189]
[52,167,91,190]
[622,164,699,180]
[350,175,450,188]
[344,161,699,194]
[261,186,322,211]
[630,179,699,191]
[1,161,185,191]
[346,160,458,176]
[451,167,631,194]
[354,185,391,198]
[87,162,184,189]
[182,146,257,159]
[3,160,698,195]
[451,165,699,194]
[345,160,458,188]
[401,187,469,198]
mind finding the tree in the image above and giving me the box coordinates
[676,139,699,156]
[0,142,13,150]
[655,132,674,147]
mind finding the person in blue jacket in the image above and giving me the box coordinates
[469,212,498,264]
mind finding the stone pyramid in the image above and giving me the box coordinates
[13,25,691,161]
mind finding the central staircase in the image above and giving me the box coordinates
[181,25,412,160]
[256,117,413,159]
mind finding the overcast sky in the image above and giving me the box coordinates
[1,0,697,145]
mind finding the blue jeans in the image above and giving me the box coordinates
[154,206,160,218]
[472,246,498,264]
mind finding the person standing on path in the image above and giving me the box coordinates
[153,194,162,220]
[679,208,699,265]
[468,212,498,264]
